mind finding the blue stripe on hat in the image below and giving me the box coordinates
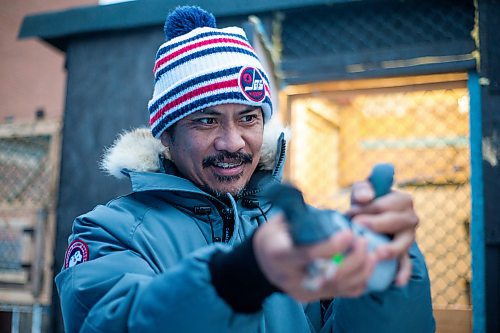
[151,93,272,137]
[155,30,249,60]
[256,68,271,90]
[149,66,241,114]
[155,45,260,82]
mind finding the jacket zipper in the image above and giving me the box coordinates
[272,137,287,179]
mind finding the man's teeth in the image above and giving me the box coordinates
[214,162,242,168]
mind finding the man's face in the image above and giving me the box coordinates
[161,104,264,197]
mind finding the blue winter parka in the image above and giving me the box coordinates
[55,124,435,333]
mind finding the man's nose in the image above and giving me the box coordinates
[214,127,245,152]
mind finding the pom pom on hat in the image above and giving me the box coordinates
[164,6,217,40]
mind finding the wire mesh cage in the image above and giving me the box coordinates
[285,74,471,309]
[282,1,474,59]
[0,122,60,308]
[0,136,52,206]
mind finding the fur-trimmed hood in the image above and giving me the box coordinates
[100,119,289,179]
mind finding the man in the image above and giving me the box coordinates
[56,6,435,332]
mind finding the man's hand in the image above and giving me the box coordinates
[347,181,419,286]
[253,214,376,302]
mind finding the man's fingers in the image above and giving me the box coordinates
[351,210,419,234]
[350,181,375,205]
[347,190,413,216]
[323,238,375,297]
[340,252,376,296]
[376,230,415,260]
[333,237,368,277]
[395,254,412,286]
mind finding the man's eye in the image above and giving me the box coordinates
[242,115,257,122]
[197,118,216,125]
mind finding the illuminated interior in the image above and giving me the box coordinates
[285,74,471,309]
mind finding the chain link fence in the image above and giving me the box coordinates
[0,122,60,332]
[0,135,52,206]
[282,1,474,58]
[0,134,52,286]
[287,76,471,308]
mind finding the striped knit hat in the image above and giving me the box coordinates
[148,6,273,138]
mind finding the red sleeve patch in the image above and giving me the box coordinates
[64,239,89,269]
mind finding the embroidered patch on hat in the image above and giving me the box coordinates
[64,239,89,269]
[238,67,266,103]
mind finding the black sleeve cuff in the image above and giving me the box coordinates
[208,232,281,313]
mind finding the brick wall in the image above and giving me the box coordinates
[0,0,97,123]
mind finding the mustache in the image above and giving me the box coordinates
[202,151,253,168]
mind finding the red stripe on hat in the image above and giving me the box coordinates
[150,78,239,125]
[264,83,271,96]
[153,37,254,73]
